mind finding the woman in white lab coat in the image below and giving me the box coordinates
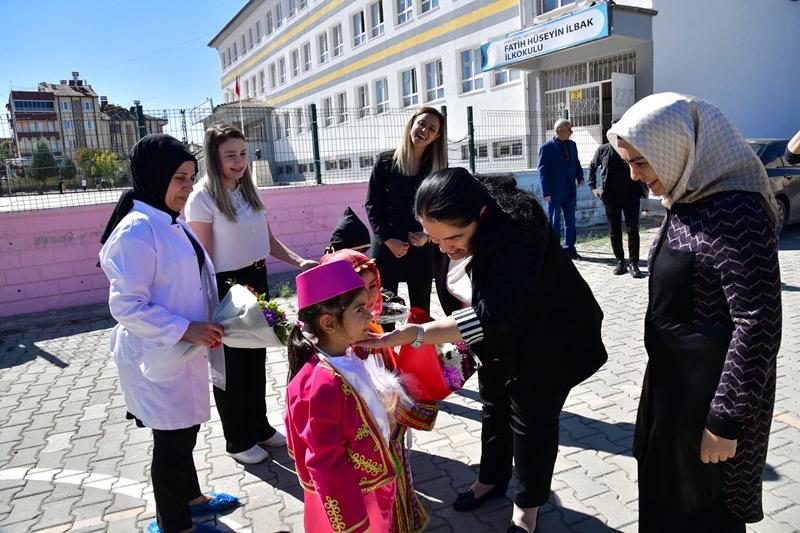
[99,134,237,533]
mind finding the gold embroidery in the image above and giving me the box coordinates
[341,381,353,397]
[324,496,346,531]
[354,424,370,441]
[347,450,386,477]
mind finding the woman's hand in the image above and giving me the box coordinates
[700,428,737,464]
[182,322,224,347]
[385,238,410,258]
[298,258,319,271]
[408,231,429,247]
[357,324,418,349]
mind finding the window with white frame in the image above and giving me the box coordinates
[336,92,347,124]
[279,58,287,84]
[357,84,370,118]
[359,155,375,168]
[226,48,232,66]
[266,12,274,34]
[302,42,312,71]
[374,78,388,113]
[460,144,489,160]
[540,0,576,13]
[421,0,438,13]
[291,49,300,77]
[259,71,266,94]
[276,3,283,27]
[269,64,277,88]
[288,0,296,18]
[256,21,262,42]
[318,32,329,63]
[397,0,413,24]
[244,79,250,98]
[370,0,384,36]
[241,35,247,55]
[83,101,93,111]
[322,96,333,127]
[233,42,238,60]
[353,11,366,47]
[63,119,73,130]
[248,28,254,49]
[61,101,71,111]
[492,140,523,158]
[274,115,282,139]
[250,75,256,97]
[332,24,343,57]
[284,113,291,137]
[401,68,418,107]
[300,0,307,9]
[325,159,338,171]
[461,48,484,93]
[220,51,226,70]
[339,158,352,170]
[425,59,444,101]
[296,108,305,133]
[494,68,521,86]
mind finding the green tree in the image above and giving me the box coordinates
[29,140,57,183]
[76,147,101,178]
[0,140,12,178]
[61,157,77,180]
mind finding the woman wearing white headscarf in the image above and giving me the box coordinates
[607,93,781,532]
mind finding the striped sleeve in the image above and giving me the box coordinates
[452,307,484,345]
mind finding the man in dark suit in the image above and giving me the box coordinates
[538,118,584,259]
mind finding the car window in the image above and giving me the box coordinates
[764,155,784,169]
[748,143,765,156]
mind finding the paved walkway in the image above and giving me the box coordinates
[2,224,800,532]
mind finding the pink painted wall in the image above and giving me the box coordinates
[0,183,369,318]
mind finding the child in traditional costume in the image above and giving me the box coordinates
[321,249,438,533]
[285,260,400,532]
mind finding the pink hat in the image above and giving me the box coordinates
[296,259,366,310]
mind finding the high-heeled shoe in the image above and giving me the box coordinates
[452,483,507,511]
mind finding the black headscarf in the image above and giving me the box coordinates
[100,134,197,244]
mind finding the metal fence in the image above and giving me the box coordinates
[1,103,607,212]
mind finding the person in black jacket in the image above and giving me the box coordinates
[359,168,608,533]
[364,107,447,322]
[589,128,649,277]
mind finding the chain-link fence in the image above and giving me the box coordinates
[1,102,608,212]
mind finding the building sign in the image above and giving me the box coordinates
[481,3,610,71]
[570,89,583,101]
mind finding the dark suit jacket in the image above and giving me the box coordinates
[537,138,583,202]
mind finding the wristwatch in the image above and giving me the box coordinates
[410,325,425,348]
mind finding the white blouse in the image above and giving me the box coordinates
[185,183,270,273]
[446,255,473,308]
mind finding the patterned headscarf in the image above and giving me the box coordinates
[607,92,778,225]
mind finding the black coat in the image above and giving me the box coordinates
[434,211,607,391]
[588,143,648,201]
[365,150,434,283]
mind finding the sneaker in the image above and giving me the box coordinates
[628,262,644,278]
[258,430,287,447]
[613,259,627,275]
[228,444,270,464]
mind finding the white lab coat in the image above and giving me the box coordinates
[99,200,224,430]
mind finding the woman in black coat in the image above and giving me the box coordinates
[359,168,608,532]
[364,107,447,317]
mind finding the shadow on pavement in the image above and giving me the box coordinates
[242,446,305,504]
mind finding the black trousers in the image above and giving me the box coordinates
[639,497,745,532]
[152,425,203,532]
[603,195,641,262]
[476,364,570,508]
[214,262,275,453]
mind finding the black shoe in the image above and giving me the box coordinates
[453,484,507,512]
[566,249,582,260]
[507,526,529,533]
[613,259,627,275]
[628,262,643,278]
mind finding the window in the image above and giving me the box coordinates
[266,12,274,34]
[357,84,370,118]
[401,68,418,107]
[276,165,284,176]
[60,101,71,111]
[322,96,333,127]
[302,42,312,71]
[397,0,413,24]
[318,33,329,63]
[374,78,388,114]
[461,144,488,159]
[83,101,93,111]
[296,108,305,133]
[325,159,338,170]
[284,113,291,137]
[359,155,375,168]
[256,21,262,42]
[274,115,282,139]
[493,140,523,158]
[63,119,73,130]
[276,3,283,27]
[279,58,287,84]
[339,158,352,170]
[353,11,366,47]
[332,24,344,57]
[370,0,384,37]
[425,59,444,101]
[248,28,254,49]
[540,0,576,13]
[220,51,227,70]
[291,49,300,77]
[336,92,347,124]
[269,64,277,88]
[233,42,238,60]
[84,120,96,130]
[259,71,266,94]
[461,48,484,93]
[285,164,294,175]
[244,79,250,98]
[226,48,232,65]
[421,0,438,13]
[494,68,521,86]
[300,0,307,9]
[288,0,296,17]
[241,35,247,54]
[250,75,257,96]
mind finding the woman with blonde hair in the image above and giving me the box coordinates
[365,107,447,322]
[185,123,317,465]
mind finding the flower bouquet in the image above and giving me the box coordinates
[396,308,480,401]
[210,283,291,349]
